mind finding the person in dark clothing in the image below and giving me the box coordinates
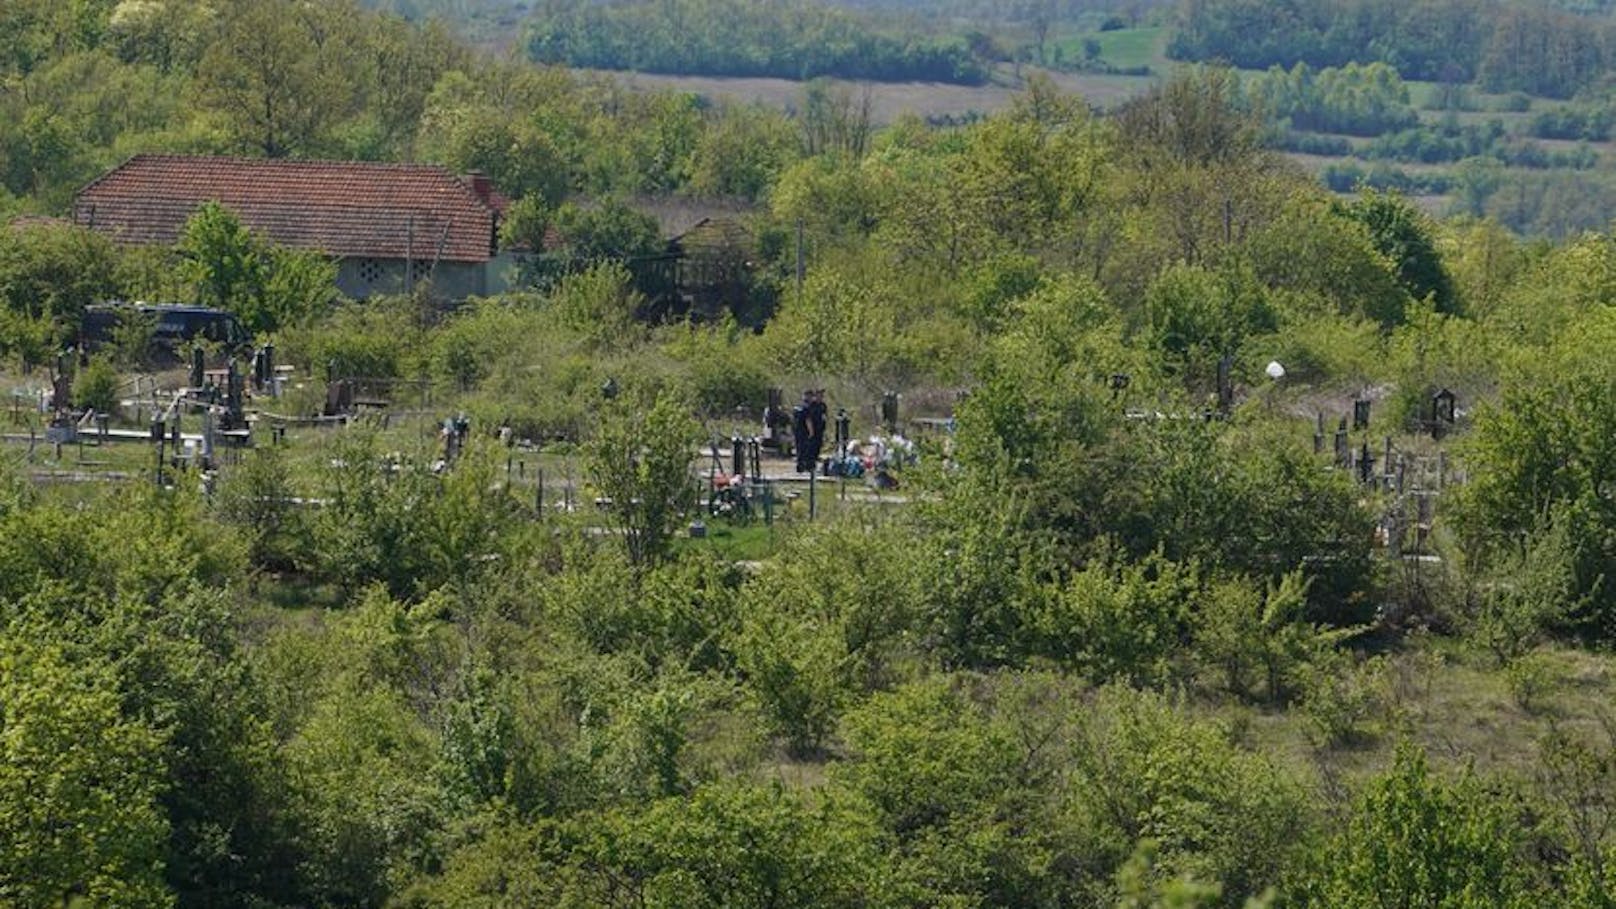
[806,389,828,474]
[792,390,814,472]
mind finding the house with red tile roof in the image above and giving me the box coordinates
[73,154,516,301]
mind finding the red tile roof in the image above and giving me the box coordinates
[74,155,505,263]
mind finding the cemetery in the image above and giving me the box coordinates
[8,4,1616,901]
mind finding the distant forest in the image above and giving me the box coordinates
[1170,0,1616,98]
[362,0,1616,98]
[522,0,990,84]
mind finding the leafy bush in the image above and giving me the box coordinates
[1301,746,1536,905]
[585,394,701,566]
[277,297,422,382]
[1030,548,1197,686]
[732,520,922,753]
[0,222,120,366]
[1299,650,1387,747]
[214,446,303,571]
[73,356,120,414]
[1193,571,1353,702]
[428,297,546,391]
[1064,685,1313,902]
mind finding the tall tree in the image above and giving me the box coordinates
[194,0,351,157]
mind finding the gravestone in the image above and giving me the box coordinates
[1358,440,1376,485]
[1431,388,1457,439]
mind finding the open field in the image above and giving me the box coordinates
[1090,25,1164,69]
[1050,24,1165,71]
[589,66,1157,123]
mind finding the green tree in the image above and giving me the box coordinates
[426,107,569,206]
[107,0,216,73]
[194,0,352,157]
[287,686,443,904]
[1193,570,1353,701]
[586,393,700,567]
[178,201,334,333]
[0,637,171,908]
[1458,311,1616,638]
[1243,194,1411,327]
[498,194,551,256]
[527,201,663,296]
[1339,189,1459,315]
[1144,262,1277,395]
[1116,66,1262,168]
[73,354,119,412]
[835,677,1042,905]
[549,260,645,349]
[215,446,302,570]
[689,103,799,199]
[552,199,662,263]
[180,201,264,312]
[732,520,922,754]
[0,221,120,363]
[1067,685,1311,903]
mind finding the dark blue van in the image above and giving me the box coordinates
[82,303,252,356]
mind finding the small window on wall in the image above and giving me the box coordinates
[410,259,433,285]
[357,258,383,286]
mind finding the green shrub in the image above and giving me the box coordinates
[1301,745,1536,906]
[73,357,120,414]
[277,298,422,381]
[1029,548,1197,686]
[1299,650,1387,747]
[428,297,546,391]
[1505,651,1556,714]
